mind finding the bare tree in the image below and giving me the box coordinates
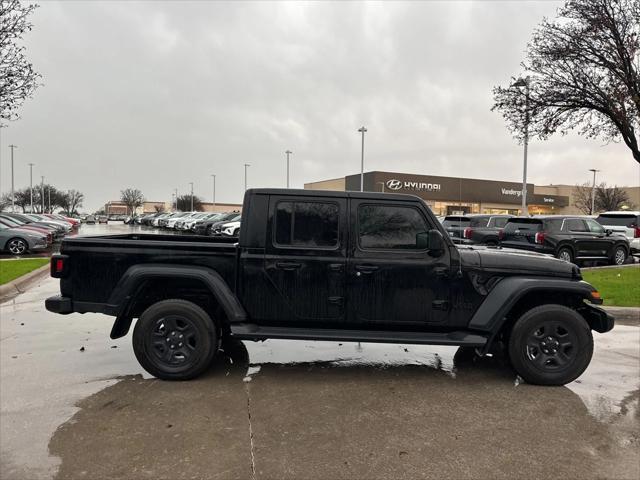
[595,183,633,211]
[120,188,144,216]
[154,204,165,213]
[60,189,84,215]
[492,0,640,164]
[176,194,203,212]
[0,0,41,121]
[572,182,596,214]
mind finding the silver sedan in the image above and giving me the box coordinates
[0,224,48,255]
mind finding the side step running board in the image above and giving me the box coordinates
[230,324,487,347]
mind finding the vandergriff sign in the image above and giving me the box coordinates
[345,171,568,207]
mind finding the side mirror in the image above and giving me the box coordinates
[416,229,445,256]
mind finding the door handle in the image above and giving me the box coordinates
[328,263,344,272]
[275,261,301,270]
[355,264,379,274]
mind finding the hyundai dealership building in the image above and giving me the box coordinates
[305,171,571,216]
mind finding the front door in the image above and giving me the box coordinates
[262,195,347,325]
[347,200,452,327]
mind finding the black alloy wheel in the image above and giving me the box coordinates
[133,299,218,380]
[508,304,593,385]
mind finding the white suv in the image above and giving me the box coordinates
[595,211,640,255]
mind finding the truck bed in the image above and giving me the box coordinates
[59,234,238,304]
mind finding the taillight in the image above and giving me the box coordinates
[463,227,473,239]
[634,226,640,238]
[535,231,546,244]
[50,254,68,278]
[498,229,505,240]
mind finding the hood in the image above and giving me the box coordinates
[458,246,580,279]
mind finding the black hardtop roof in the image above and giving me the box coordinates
[248,188,424,203]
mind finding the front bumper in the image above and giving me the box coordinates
[581,304,615,333]
[45,295,73,314]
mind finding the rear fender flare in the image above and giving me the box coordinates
[108,264,246,339]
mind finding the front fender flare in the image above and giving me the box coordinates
[468,277,598,334]
[108,264,247,339]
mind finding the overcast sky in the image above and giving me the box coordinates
[1,0,638,212]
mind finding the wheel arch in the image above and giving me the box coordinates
[469,277,604,353]
[108,264,247,339]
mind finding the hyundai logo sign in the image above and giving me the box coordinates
[386,179,403,190]
[385,179,441,192]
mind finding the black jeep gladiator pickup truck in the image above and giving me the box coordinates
[45,189,614,385]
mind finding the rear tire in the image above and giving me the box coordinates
[508,304,593,386]
[610,246,627,266]
[133,299,218,380]
[556,247,573,263]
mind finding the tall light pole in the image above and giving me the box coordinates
[211,174,216,207]
[244,163,250,191]
[358,126,367,192]
[9,144,17,212]
[48,186,51,213]
[40,176,44,213]
[189,182,194,211]
[285,150,292,188]
[512,77,530,215]
[28,163,35,212]
[589,168,600,215]
[0,124,6,206]
[174,188,178,211]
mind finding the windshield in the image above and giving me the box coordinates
[596,214,638,228]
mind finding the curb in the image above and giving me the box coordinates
[601,306,640,325]
[581,263,639,271]
[0,264,51,302]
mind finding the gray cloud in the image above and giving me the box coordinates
[1,0,638,211]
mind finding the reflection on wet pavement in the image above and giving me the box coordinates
[1,278,639,479]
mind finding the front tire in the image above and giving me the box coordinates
[508,304,593,386]
[133,299,218,380]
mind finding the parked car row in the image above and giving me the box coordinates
[135,211,242,237]
[440,211,639,265]
[0,212,79,255]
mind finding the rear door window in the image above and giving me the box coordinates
[275,201,339,248]
[492,217,509,228]
[565,219,588,232]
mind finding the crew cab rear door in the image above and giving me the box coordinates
[261,195,348,324]
[347,199,451,327]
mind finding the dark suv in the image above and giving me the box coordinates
[442,214,512,246]
[500,216,630,265]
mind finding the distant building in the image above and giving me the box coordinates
[305,171,639,215]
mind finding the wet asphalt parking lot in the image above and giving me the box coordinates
[1,223,639,479]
